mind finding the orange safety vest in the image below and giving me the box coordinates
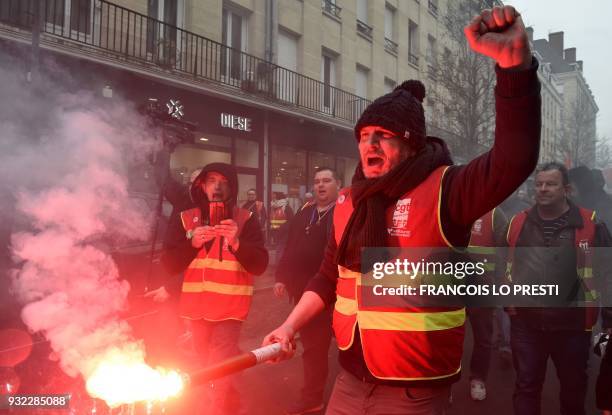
[333,166,466,381]
[468,209,497,283]
[179,206,254,321]
[270,206,287,229]
[506,207,599,329]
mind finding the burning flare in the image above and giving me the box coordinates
[85,348,183,407]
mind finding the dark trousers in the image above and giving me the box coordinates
[510,317,590,415]
[191,319,243,415]
[298,307,333,403]
[596,337,612,410]
[326,369,450,415]
[467,307,494,381]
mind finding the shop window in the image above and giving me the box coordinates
[308,152,336,187]
[237,173,258,207]
[235,138,259,169]
[170,146,231,185]
[337,157,358,187]
[194,133,232,149]
[271,145,306,213]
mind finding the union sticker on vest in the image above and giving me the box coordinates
[389,198,412,237]
[472,219,483,234]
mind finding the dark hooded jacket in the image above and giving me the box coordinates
[161,163,268,285]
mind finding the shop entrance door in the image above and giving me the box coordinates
[235,170,261,208]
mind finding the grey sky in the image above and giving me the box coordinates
[504,0,612,143]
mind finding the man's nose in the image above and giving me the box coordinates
[363,133,381,146]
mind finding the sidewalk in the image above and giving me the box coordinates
[253,247,281,293]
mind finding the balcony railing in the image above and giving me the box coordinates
[408,52,419,67]
[427,64,437,80]
[356,19,372,39]
[428,0,438,17]
[0,0,369,123]
[321,0,341,19]
[384,38,398,55]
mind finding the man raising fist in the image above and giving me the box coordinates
[263,5,540,415]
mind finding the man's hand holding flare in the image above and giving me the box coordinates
[262,324,296,363]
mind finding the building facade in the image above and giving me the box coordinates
[0,0,516,211]
[533,30,598,167]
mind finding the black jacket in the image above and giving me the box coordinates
[276,204,334,302]
[509,201,612,330]
[597,337,612,410]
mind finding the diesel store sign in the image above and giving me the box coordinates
[220,113,252,132]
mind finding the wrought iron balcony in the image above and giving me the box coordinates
[428,0,439,17]
[384,38,398,55]
[0,0,369,124]
[356,19,372,39]
[408,52,419,67]
[321,0,341,19]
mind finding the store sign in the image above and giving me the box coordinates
[220,113,252,132]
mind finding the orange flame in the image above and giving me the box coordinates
[85,350,183,407]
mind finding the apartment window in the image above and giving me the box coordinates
[277,29,299,103]
[278,30,298,72]
[384,77,396,94]
[221,7,248,80]
[427,35,437,80]
[38,0,92,35]
[147,0,182,59]
[322,0,341,19]
[384,5,397,55]
[321,54,337,110]
[408,20,419,66]
[384,4,395,41]
[427,34,437,68]
[356,0,372,38]
[355,65,369,98]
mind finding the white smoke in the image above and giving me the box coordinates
[1,58,163,381]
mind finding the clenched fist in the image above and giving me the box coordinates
[464,5,531,70]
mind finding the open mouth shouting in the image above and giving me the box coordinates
[366,155,385,169]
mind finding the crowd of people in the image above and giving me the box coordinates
[147,5,612,415]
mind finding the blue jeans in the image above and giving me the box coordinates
[510,317,590,415]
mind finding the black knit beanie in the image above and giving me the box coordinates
[354,80,427,150]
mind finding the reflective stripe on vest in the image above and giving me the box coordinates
[270,207,287,229]
[179,207,254,321]
[332,166,466,381]
[506,207,599,329]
